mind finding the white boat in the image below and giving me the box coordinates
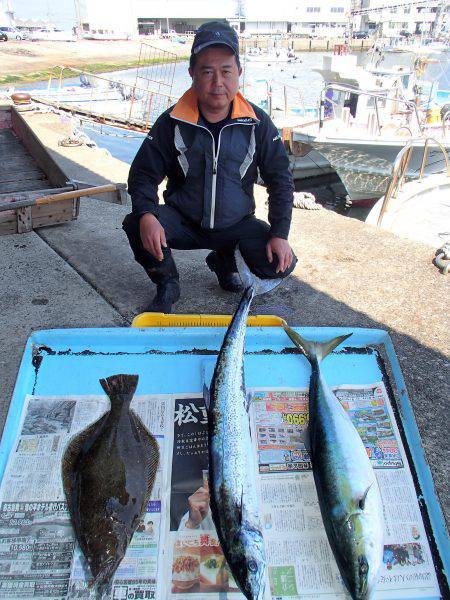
[367,171,450,247]
[385,41,449,55]
[366,140,450,249]
[291,54,450,204]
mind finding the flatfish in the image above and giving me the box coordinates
[62,373,159,589]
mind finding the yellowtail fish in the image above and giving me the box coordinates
[283,324,384,600]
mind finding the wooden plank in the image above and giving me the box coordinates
[31,200,76,227]
[0,148,30,160]
[0,185,74,203]
[0,198,78,235]
[0,211,17,236]
[35,184,117,206]
[11,110,67,187]
[0,169,46,184]
[0,139,21,150]
[72,180,127,205]
[17,206,32,233]
[31,200,74,218]
[0,158,41,172]
[0,130,16,143]
[0,180,51,194]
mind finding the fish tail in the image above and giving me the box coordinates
[282,322,352,363]
[99,374,139,408]
[90,562,116,593]
[235,247,284,296]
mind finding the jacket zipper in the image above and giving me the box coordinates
[171,116,254,229]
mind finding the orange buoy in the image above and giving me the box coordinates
[11,92,31,105]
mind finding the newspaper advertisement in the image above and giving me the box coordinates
[0,394,168,599]
[0,382,442,599]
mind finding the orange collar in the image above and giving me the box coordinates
[170,88,258,124]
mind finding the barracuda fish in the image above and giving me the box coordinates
[62,374,159,591]
[282,324,384,600]
[206,249,283,600]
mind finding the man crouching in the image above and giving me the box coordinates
[123,21,297,312]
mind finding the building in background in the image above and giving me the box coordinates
[76,0,137,38]
[75,0,352,38]
[0,0,14,25]
[133,0,236,36]
[5,0,449,39]
[243,0,351,37]
[355,0,449,39]
[75,0,236,37]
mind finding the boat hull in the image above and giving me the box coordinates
[293,133,450,204]
[288,149,334,180]
[366,172,450,248]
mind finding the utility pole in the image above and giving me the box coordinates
[73,0,82,37]
[5,0,14,25]
[430,0,448,38]
[236,0,246,32]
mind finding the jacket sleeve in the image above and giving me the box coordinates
[127,113,174,219]
[256,112,294,240]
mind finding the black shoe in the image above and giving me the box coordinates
[147,280,180,313]
[206,251,244,293]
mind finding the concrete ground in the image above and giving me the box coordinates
[1,111,449,538]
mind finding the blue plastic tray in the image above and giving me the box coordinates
[1,326,448,597]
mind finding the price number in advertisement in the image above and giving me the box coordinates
[281,412,308,427]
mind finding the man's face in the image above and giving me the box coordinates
[189,46,242,114]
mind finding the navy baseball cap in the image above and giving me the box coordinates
[192,21,239,58]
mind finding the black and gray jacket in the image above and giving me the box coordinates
[128,88,294,239]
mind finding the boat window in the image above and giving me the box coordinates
[343,93,358,118]
[366,96,386,110]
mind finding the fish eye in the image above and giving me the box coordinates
[248,560,258,573]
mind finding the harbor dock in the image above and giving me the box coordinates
[0,103,449,533]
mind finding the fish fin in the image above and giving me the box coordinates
[61,413,109,524]
[235,247,284,296]
[129,410,160,517]
[99,374,139,409]
[282,322,352,364]
[90,560,117,591]
[357,484,372,511]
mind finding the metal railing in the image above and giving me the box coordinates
[377,137,450,227]
[318,83,423,135]
[42,65,179,129]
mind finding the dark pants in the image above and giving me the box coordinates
[122,206,297,282]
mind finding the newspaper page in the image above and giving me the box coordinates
[0,382,443,599]
[251,384,440,599]
[0,394,169,599]
[163,394,244,599]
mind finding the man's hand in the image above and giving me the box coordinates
[185,486,210,529]
[140,213,167,261]
[266,237,294,273]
